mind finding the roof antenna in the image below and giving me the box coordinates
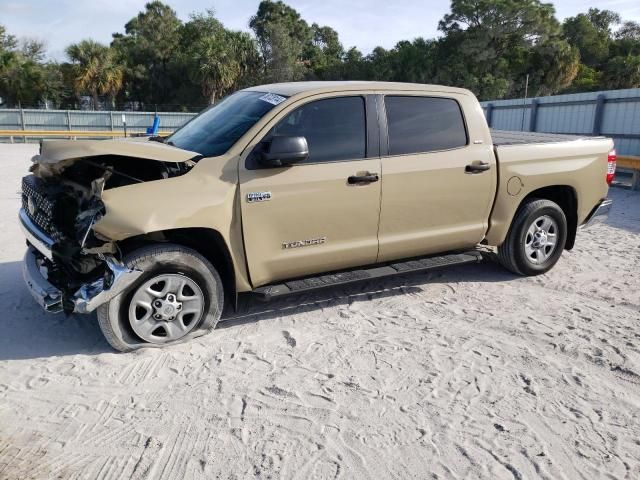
[521,74,529,131]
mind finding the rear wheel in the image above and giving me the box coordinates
[97,244,223,352]
[497,198,567,276]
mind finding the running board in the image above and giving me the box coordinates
[252,251,483,300]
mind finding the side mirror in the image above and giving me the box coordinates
[259,135,309,167]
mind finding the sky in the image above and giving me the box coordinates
[2,0,640,61]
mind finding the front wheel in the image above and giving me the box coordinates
[97,244,223,352]
[497,198,567,276]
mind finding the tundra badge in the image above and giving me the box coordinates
[282,237,327,249]
[246,191,272,203]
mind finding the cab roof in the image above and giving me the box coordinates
[244,81,473,98]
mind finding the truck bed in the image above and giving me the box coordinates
[490,129,596,146]
[486,128,613,246]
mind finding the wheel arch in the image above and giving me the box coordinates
[489,184,578,250]
[117,227,238,309]
[518,185,578,250]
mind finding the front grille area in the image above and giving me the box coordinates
[21,175,65,242]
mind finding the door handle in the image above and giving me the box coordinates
[465,162,491,174]
[348,172,379,184]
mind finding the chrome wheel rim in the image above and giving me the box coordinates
[128,273,204,343]
[524,215,559,265]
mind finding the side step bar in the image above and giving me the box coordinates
[252,251,483,300]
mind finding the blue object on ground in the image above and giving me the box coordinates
[146,115,160,135]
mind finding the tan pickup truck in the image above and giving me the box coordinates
[20,81,615,351]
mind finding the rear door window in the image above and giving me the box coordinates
[384,96,467,155]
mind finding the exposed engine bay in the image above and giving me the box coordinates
[21,143,196,312]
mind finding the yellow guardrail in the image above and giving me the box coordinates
[0,130,172,141]
[617,155,640,170]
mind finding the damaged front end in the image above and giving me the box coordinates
[20,139,198,314]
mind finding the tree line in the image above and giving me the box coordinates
[1,0,639,111]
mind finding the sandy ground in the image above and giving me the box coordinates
[0,144,639,480]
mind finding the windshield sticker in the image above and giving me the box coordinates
[259,93,287,105]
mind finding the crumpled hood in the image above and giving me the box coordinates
[32,138,200,165]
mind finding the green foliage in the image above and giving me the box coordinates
[0,26,63,107]
[250,0,312,82]
[250,0,312,47]
[439,0,559,41]
[262,22,307,82]
[66,40,124,109]
[305,24,344,79]
[1,0,640,109]
[433,0,579,99]
[111,1,183,107]
[613,21,640,57]
[562,9,640,91]
[39,63,68,107]
[0,25,17,52]
[387,39,437,84]
[524,39,579,96]
[563,9,617,67]
[1,54,45,106]
[182,10,260,103]
[601,55,640,89]
[20,39,46,63]
[562,64,601,93]
[249,1,349,82]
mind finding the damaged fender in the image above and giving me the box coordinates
[94,153,252,292]
[20,138,209,312]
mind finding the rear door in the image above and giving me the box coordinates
[239,94,382,287]
[377,93,496,262]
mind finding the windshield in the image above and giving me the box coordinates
[167,91,287,157]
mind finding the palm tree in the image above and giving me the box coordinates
[227,30,261,92]
[66,40,123,109]
[193,34,234,104]
[184,11,259,104]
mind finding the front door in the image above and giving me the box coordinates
[239,95,381,287]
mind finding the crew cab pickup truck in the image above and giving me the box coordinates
[20,82,615,351]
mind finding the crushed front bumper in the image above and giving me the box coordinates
[22,247,144,314]
[20,208,143,314]
[581,198,613,229]
[23,247,65,313]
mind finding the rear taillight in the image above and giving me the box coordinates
[606,149,616,185]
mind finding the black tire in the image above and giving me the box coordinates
[97,244,224,352]
[497,198,567,276]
